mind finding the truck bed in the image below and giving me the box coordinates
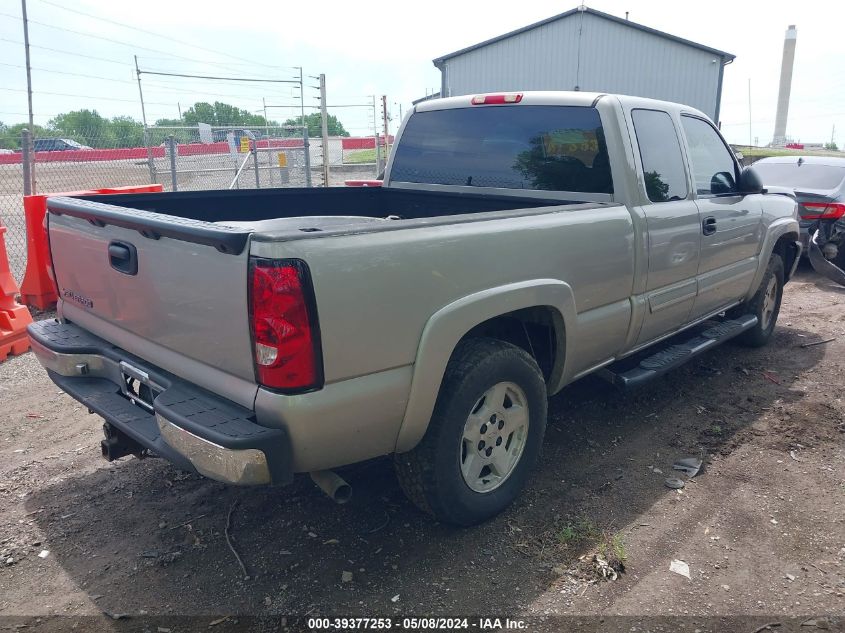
[74,187,570,225]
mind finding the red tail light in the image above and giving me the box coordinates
[249,258,322,392]
[471,93,523,105]
[802,202,845,220]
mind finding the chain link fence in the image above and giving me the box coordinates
[0,124,319,282]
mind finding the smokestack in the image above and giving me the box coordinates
[772,25,797,146]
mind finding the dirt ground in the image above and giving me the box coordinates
[1,262,843,631]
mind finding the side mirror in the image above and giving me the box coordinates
[711,171,735,195]
[738,166,764,194]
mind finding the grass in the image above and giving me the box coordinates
[556,517,601,546]
[598,532,627,564]
[732,145,843,159]
[343,147,391,165]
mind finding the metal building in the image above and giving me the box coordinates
[432,7,735,121]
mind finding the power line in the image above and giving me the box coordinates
[0,36,131,66]
[0,61,134,84]
[34,0,297,71]
[0,10,261,66]
[138,69,299,84]
[0,86,173,106]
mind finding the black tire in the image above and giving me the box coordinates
[732,255,784,347]
[394,338,547,526]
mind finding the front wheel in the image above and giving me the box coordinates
[394,338,547,526]
[732,254,784,347]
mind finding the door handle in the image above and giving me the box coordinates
[702,216,717,236]
[108,241,138,275]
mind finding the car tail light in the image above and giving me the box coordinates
[801,202,845,220]
[249,258,322,392]
[471,93,523,105]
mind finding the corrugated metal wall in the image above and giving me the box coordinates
[441,12,723,120]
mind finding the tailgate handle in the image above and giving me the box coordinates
[108,241,138,275]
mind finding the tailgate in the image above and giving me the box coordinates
[47,196,257,391]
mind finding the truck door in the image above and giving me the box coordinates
[629,109,702,346]
[680,115,764,319]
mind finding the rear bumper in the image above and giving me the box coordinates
[27,319,292,485]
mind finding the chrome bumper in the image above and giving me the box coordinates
[28,320,291,486]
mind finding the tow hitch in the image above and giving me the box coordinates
[100,422,146,461]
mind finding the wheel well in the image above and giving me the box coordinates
[773,232,800,280]
[460,306,563,383]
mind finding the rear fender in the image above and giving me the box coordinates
[393,279,576,453]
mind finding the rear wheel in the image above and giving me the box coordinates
[394,338,547,526]
[732,255,784,347]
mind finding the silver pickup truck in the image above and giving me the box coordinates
[28,91,801,525]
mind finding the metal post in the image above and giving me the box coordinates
[299,67,312,187]
[167,134,178,191]
[252,138,260,188]
[372,95,381,176]
[21,128,32,196]
[382,95,389,161]
[319,74,330,187]
[135,55,157,183]
[303,125,311,187]
[21,0,36,193]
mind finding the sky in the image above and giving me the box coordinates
[0,0,843,146]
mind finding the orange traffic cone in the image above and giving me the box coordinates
[0,220,33,362]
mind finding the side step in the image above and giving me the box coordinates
[598,314,758,389]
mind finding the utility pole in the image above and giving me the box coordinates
[21,0,35,192]
[135,55,156,183]
[748,78,752,148]
[372,95,381,176]
[382,95,389,159]
[319,73,330,187]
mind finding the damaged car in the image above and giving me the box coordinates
[753,156,845,285]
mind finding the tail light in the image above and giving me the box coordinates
[801,202,845,220]
[471,93,523,105]
[249,258,322,392]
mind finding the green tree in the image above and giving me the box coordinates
[107,116,145,148]
[824,141,839,151]
[48,109,111,147]
[282,112,350,137]
[175,101,269,127]
[0,121,51,149]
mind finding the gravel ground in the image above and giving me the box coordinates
[0,263,843,632]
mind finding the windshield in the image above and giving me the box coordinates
[390,105,612,194]
[752,161,845,191]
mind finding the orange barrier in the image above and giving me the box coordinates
[20,184,163,310]
[0,219,33,362]
[344,179,383,187]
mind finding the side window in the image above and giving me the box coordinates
[681,116,738,196]
[631,109,688,202]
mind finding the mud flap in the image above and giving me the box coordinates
[808,229,845,287]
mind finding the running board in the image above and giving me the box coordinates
[598,314,758,389]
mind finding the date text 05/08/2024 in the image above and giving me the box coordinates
[306,617,528,630]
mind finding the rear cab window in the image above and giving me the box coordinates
[681,116,740,197]
[631,109,688,202]
[390,105,613,194]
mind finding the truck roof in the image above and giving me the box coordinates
[414,90,709,120]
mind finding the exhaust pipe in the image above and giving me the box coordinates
[310,470,352,504]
